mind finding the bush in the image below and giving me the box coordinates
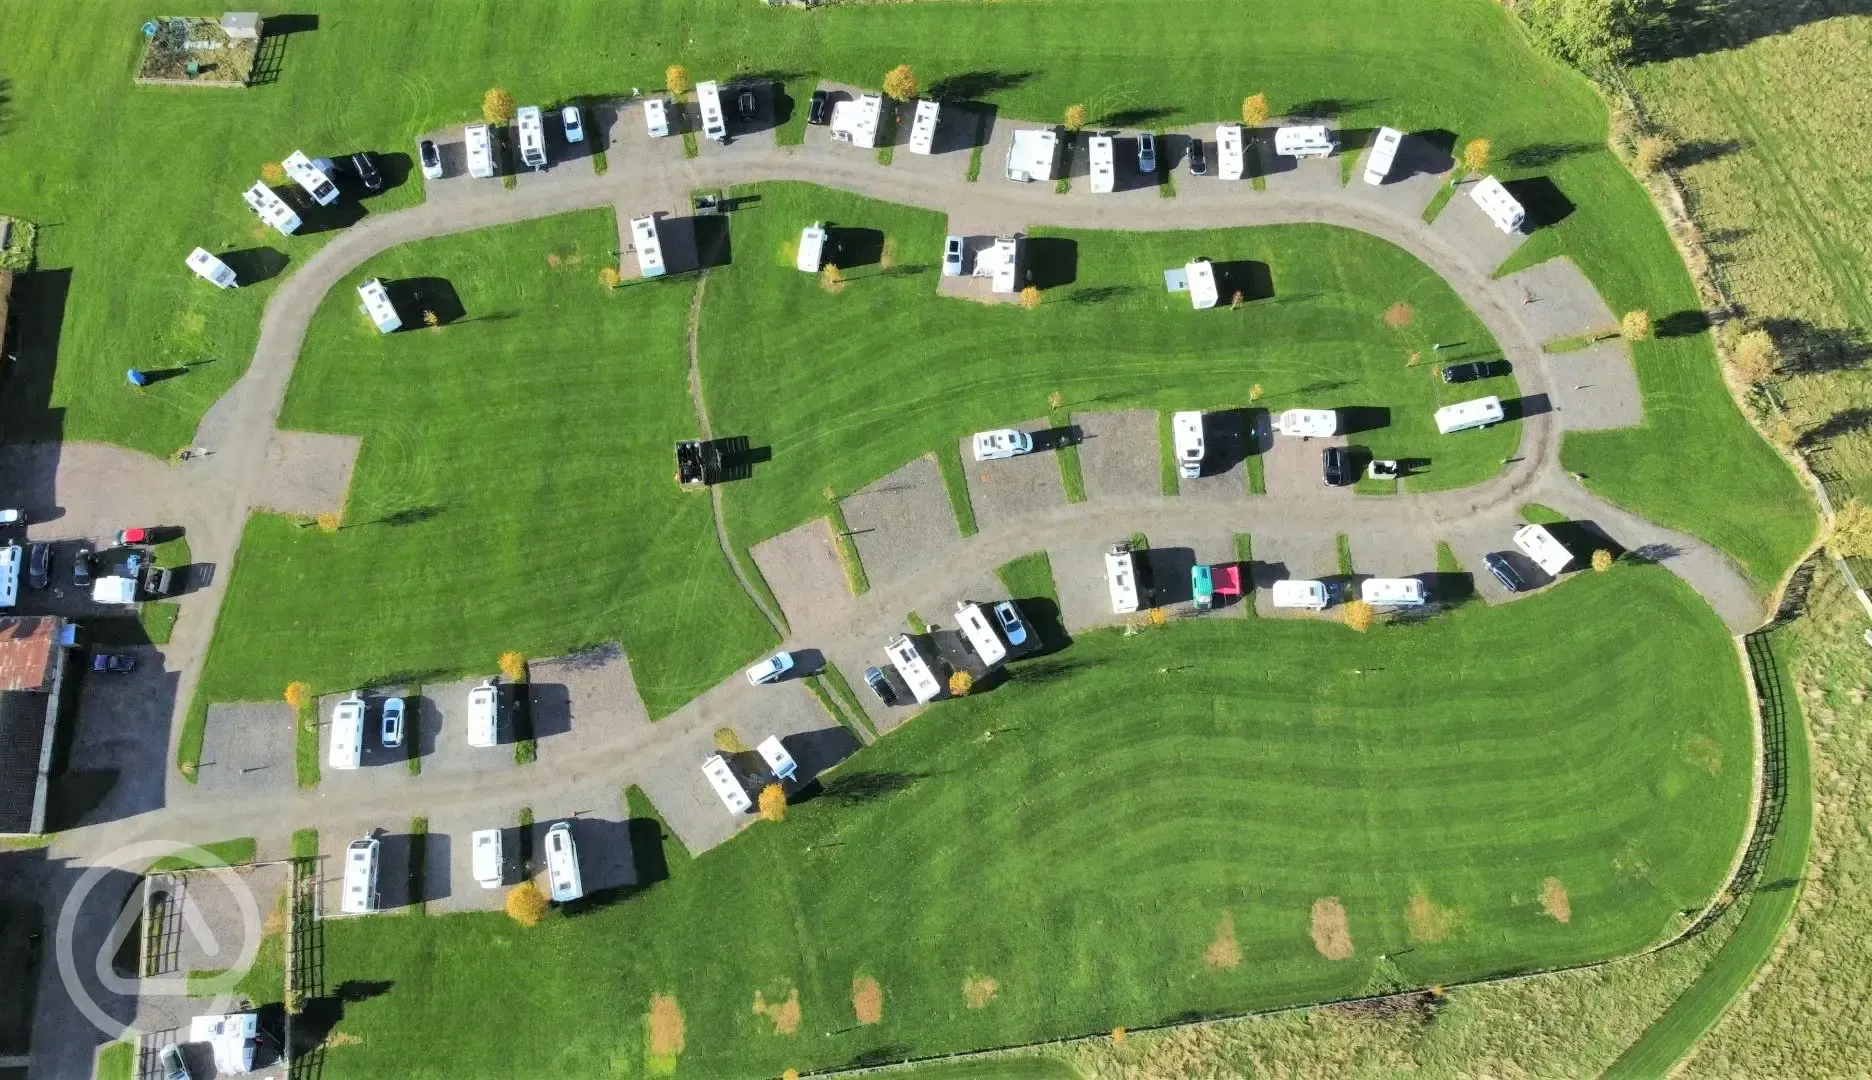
[1591,548,1615,572]
[1631,134,1673,177]
[1462,137,1492,174]
[505,881,548,926]
[482,87,516,126]
[1827,499,1872,559]
[758,783,787,823]
[1728,327,1779,384]
[1064,104,1087,132]
[948,670,974,697]
[598,266,620,289]
[498,650,527,683]
[283,681,311,709]
[260,162,286,184]
[1343,599,1375,632]
[1621,309,1652,342]
[315,512,340,534]
[1240,93,1268,128]
[665,65,690,96]
[1019,284,1041,310]
[882,64,917,103]
[1517,0,1657,70]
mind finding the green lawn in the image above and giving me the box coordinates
[147,836,256,872]
[312,565,1750,1077]
[189,211,772,732]
[705,183,1518,555]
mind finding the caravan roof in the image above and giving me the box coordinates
[1274,125,1336,159]
[1173,411,1205,478]
[830,93,883,148]
[1274,408,1337,437]
[1271,579,1329,609]
[1360,577,1427,607]
[0,546,18,610]
[241,182,302,235]
[1088,135,1116,193]
[953,601,1008,668]
[357,278,401,333]
[1364,126,1403,185]
[328,696,365,770]
[544,822,583,902]
[341,837,379,914]
[1470,175,1527,234]
[1005,129,1058,182]
[283,150,340,206]
[1105,544,1140,614]
[797,223,827,273]
[702,754,753,813]
[886,634,943,703]
[697,80,728,141]
[908,99,940,154]
[1434,395,1505,434]
[516,105,548,169]
[186,247,238,288]
[631,216,667,278]
[1513,523,1575,576]
[644,97,671,138]
[1186,259,1218,310]
[980,236,1021,294]
[188,1012,258,1076]
[757,735,799,782]
[466,681,498,748]
[464,123,495,178]
[1216,124,1246,179]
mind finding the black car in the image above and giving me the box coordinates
[1440,359,1506,384]
[349,151,384,192]
[92,652,138,675]
[71,543,93,587]
[1484,552,1530,592]
[807,89,831,126]
[863,666,901,707]
[1187,137,1207,176]
[737,89,757,121]
[1321,446,1353,487]
[26,542,49,589]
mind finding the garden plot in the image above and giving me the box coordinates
[1431,177,1530,275]
[840,454,964,589]
[195,702,295,797]
[958,420,1067,531]
[752,518,857,634]
[1075,410,1162,503]
[1541,342,1644,430]
[525,644,652,769]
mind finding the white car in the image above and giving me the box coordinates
[561,105,585,144]
[380,696,405,748]
[972,429,1034,461]
[943,235,965,277]
[417,138,442,180]
[745,651,796,685]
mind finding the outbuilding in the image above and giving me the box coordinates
[631,215,667,278]
[516,105,548,169]
[1274,125,1336,159]
[697,80,728,142]
[1185,258,1217,310]
[1005,129,1059,183]
[1434,395,1504,434]
[464,123,495,178]
[1088,134,1116,193]
[830,93,883,149]
[797,223,827,273]
[1513,523,1575,576]
[908,99,940,154]
[282,150,340,207]
[757,735,798,782]
[1106,543,1140,615]
[702,753,753,813]
[1360,577,1427,607]
[953,601,1008,668]
[1274,408,1337,438]
[1364,126,1403,185]
[1470,175,1526,234]
[886,634,943,703]
[644,97,671,138]
[357,277,401,333]
[241,182,302,235]
[1216,124,1246,180]
[186,247,238,289]
[1271,579,1329,610]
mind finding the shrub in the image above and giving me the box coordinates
[1019,284,1041,310]
[482,87,516,126]
[1620,309,1652,342]
[1591,548,1615,572]
[598,266,620,289]
[758,783,787,823]
[1240,93,1268,128]
[283,681,312,709]
[1518,0,1650,70]
[1827,499,1872,559]
[422,310,439,329]
[498,650,527,683]
[1112,1026,1127,1045]
[1461,137,1492,174]
[820,262,845,293]
[1729,327,1779,384]
[882,64,917,103]
[315,512,339,533]
[665,65,691,96]
[1147,607,1168,627]
[1064,103,1087,132]
[1631,134,1672,176]
[1343,599,1375,632]
[505,881,548,926]
[948,670,974,697]
[1249,383,1264,401]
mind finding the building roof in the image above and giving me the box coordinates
[0,618,60,692]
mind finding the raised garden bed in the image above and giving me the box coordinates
[135,17,257,86]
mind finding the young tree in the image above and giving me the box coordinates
[948,670,974,697]
[284,681,312,709]
[482,87,517,126]
[665,65,691,96]
[1240,93,1269,128]
[315,512,340,534]
[1828,498,1872,559]
[1591,548,1615,572]
[1230,290,1245,309]
[1631,134,1673,177]
[820,262,844,293]
[1620,309,1652,342]
[758,783,788,822]
[1111,1027,1127,1045]
[1019,284,1041,310]
[1461,137,1492,175]
[505,881,548,926]
[1064,103,1087,132]
[422,310,440,329]
[1048,390,1064,410]
[882,64,917,103]
[1249,383,1264,402]
[1730,327,1779,384]
[498,650,527,683]
[260,161,286,184]
[598,266,621,289]
[1342,599,1375,632]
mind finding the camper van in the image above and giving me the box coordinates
[953,601,1009,668]
[1173,411,1205,479]
[702,753,753,813]
[1274,408,1338,438]
[1106,543,1141,615]
[1216,124,1246,180]
[283,150,340,206]
[1271,579,1330,610]
[464,123,495,179]
[241,182,302,235]
[186,247,238,288]
[516,105,548,169]
[644,97,671,138]
[471,828,503,889]
[466,681,498,748]
[797,223,827,273]
[886,635,943,703]
[357,278,401,333]
[1470,175,1526,234]
[340,837,380,915]
[757,735,799,783]
[908,99,940,154]
[1005,129,1058,183]
[1364,126,1403,185]
[631,215,666,278]
[830,93,883,148]
[1513,523,1575,576]
[1434,396,1505,435]
[544,821,583,902]
[1088,135,1116,194]
[0,545,19,610]
[1360,577,1427,607]
[1185,259,1218,310]
[328,696,365,771]
[1274,125,1336,159]
[696,80,728,142]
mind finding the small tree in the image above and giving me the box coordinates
[1048,390,1064,410]
[882,64,917,103]
[598,266,621,289]
[315,512,340,534]
[758,783,788,822]
[665,65,691,96]
[1111,1027,1127,1045]
[260,161,286,184]
[1631,134,1673,177]
[1461,137,1491,175]
[505,881,548,926]
[1730,328,1778,384]
[422,310,440,329]
[1249,383,1264,402]
[1240,93,1269,128]
[1230,290,1245,309]
[1147,607,1168,627]
[482,87,517,126]
[1019,284,1041,310]
[1591,548,1615,572]
[1620,310,1652,342]
[1342,599,1375,632]
[948,670,974,697]
[1828,499,1872,559]
[820,262,844,293]
[1064,103,1087,132]
[498,650,527,683]
[284,681,312,710]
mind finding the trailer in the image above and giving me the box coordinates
[1470,175,1527,234]
[1005,129,1058,183]
[644,97,671,138]
[757,735,799,782]
[976,236,1022,294]
[908,99,940,154]
[886,634,943,703]
[1274,125,1336,159]
[631,215,666,278]
[953,601,1008,668]
[1088,134,1116,193]
[1360,577,1427,607]
[1513,523,1575,576]
[241,181,302,235]
[797,223,827,273]
[1274,408,1338,438]
[1434,395,1504,435]
[1173,411,1205,478]
[1364,126,1403,185]
[1106,543,1140,615]
[357,278,401,333]
[0,545,18,610]
[464,123,495,178]
[283,150,340,206]
[516,105,548,169]
[702,753,753,813]
[697,80,729,142]
[186,247,238,288]
[1271,579,1329,610]
[1185,258,1218,310]
[830,93,883,149]
[1216,124,1246,180]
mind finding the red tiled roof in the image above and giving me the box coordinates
[0,618,58,692]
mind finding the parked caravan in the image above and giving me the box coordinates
[797,223,827,273]
[1360,577,1427,607]
[1173,411,1205,479]
[1185,259,1218,310]
[0,545,17,610]
[644,97,671,138]
[1434,395,1505,435]
[340,837,380,914]
[328,696,365,770]
[1005,129,1058,182]
[1513,523,1575,576]
[1271,579,1330,610]
[886,634,943,703]
[241,182,302,235]
[283,150,340,206]
[466,681,498,748]
[978,235,1021,294]
[697,81,728,142]
[1088,135,1116,193]
[1216,124,1246,180]
[544,821,583,902]
[1364,126,1403,185]
[1273,125,1336,159]
[1274,408,1338,438]
[829,93,883,148]
[515,105,547,169]
[757,735,799,782]
[357,278,401,333]
[186,247,238,288]
[1106,543,1140,615]
[464,124,495,178]
[1470,175,1526,234]
[702,753,753,813]
[953,601,1008,668]
[631,215,666,278]
[471,828,503,889]
[908,99,940,154]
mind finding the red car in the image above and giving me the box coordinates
[116,527,155,545]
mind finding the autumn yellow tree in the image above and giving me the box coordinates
[499,651,527,683]
[1591,548,1615,572]
[1249,383,1264,402]
[315,512,340,534]
[1064,103,1087,132]
[1111,1027,1127,1045]
[284,681,312,709]
[422,310,440,329]
[1620,310,1652,342]
[1342,599,1375,632]
[598,266,621,289]
[948,670,974,697]
[482,87,516,126]
[882,64,917,103]
[1461,137,1491,175]
[505,881,548,926]
[1729,327,1778,384]
[665,65,691,96]
[758,783,788,823]
[1240,93,1268,128]
[1019,284,1041,310]
[820,262,844,293]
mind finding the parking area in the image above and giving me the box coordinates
[313,689,422,797]
[1136,532,1241,615]
[841,454,965,590]
[1260,430,1352,499]
[1075,410,1161,503]
[1494,257,1614,343]
[50,649,178,828]
[959,420,1069,532]
[526,645,652,770]
[195,702,294,798]
[253,431,360,519]
[1350,131,1455,220]
[1541,342,1644,430]
[1176,408,1264,505]
[1431,177,1529,275]
[1250,527,1345,617]
[404,676,519,782]
[752,518,858,634]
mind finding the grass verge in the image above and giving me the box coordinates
[1520,503,1567,525]
[149,836,255,872]
[936,443,980,538]
[291,828,320,860]
[826,500,871,596]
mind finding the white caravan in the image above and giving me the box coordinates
[829,93,883,148]
[631,215,666,278]
[1216,124,1246,179]
[757,735,799,782]
[953,601,1008,668]
[696,80,728,142]
[1172,411,1205,479]
[544,821,583,902]
[466,681,498,747]
[516,105,548,169]
[1513,523,1576,576]
[282,150,340,206]
[1275,408,1338,437]
[1088,134,1116,193]
[186,247,238,288]
[1106,544,1140,615]
[1005,128,1058,182]
[1185,258,1218,310]
[328,696,365,770]
[241,181,302,235]
[886,634,943,703]
[797,223,827,273]
[357,277,401,333]
[1434,395,1505,434]
[464,123,495,178]
[644,97,671,138]
[340,836,380,914]
[1274,125,1336,159]
[1271,579,1330,610]
[702,754,753,813]
[471,828,503,889]
[1470,175,1527,233]
[1360,577,1427,607]
[908,99,940,154]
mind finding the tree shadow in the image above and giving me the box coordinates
[0,267,72,444]
[927,70,1034,101]
[1624,1,1872,63]
[1655,309,1713,338]
[1025,236,1077,290]
[1065,284,1136,305]
[1284,98,1379,120]
[1797,406,1872,449]
[384,277,464,328]
[0,76,11,133]
[1501,177,1574,230]
[1762,318,1871,375]
[369,505,443,527]
[292,979,391,1060]
[1668,138,1748,169]
[1501,142,1597,169]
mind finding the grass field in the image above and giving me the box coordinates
[0,0,1811,584]
[307,565,1750,1077]
[702,183,1518,554]
[187,211,772,733]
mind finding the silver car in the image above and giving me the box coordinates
[1136,132,1157,173]
[943,235,965,277]
[380,696,405,748]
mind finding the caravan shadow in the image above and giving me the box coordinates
[1393,129,1456,181]
[1010,596,1069,655]
[1337,406,1392,434]
[781,727,861,786]
[1143,547,1198,606]
[932,102,994,154]
[1418,572,1475,605]
[1212,260,1273,303]
[219,247,289,285]
[385,277,465,328]
[1500,394,1551,422]
[287,187,366,235]
[1030,425,1082,453]
[1025,237,1077,290]
[523,683,572,740]
[1199,409,1253,474]
[826,226,884,269]
[1503,177,1574,230]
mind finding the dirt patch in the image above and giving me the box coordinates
[753,987,801,1035]
[324,1031,361,1048]
[1204,912,1241,969]
[852,975,883,1024]
[962,975,1000,1009]
[1683,733,1724,775]
[1383,301,1415,329]
[1541,877,1572,923]
[1309,897,1355,960]
[1405,892,1460,943]
[648,993,685,1056]
[881,238,898,270]
[547,252,563,268]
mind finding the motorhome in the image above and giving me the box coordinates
[702,753,753,813]
[357,278,401,333]
[516,105,547,169]
[340,836,380,914]
[464,123,495,178]
[1434,395,1505,435]
[1273,125,1336,159]
[1216,124,1246,179]
[186,247,238,288]
[1185,258,1218,310]
[630,215,666,279]
[1364,126,1403,185]
[908,99,940,154]
[886,634,943,703]
[1106,543,1140,615]
[797,223,827,273]
[471,828,503,889]
[697,80,729,142]
[1274,408,1338,437]
[466,681,498,747]
[282,150,340,206]
[644,97,671,138]
[1470,175,1527,234]
[1360,577,1427,607]
[1005,129,1059,182]
[829,93,883,149]
[241,182,302,235]
[1271,579,1330,610]
[1173,411,1205,479]
[328,696,365,770]
[1513,523,1576,576]
[1088,135,1116,193]
[977,235,1021,294]
[0,545,18,609]
[953,601,1008,668]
